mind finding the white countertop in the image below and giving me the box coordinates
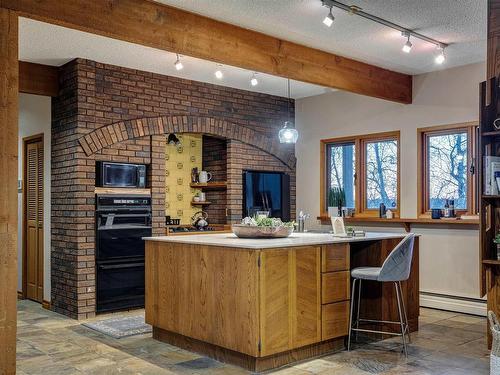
[143,232,409,249]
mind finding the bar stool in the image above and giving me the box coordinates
[347,233,415,357]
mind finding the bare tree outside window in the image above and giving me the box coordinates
[365,140,398,209]
[427,132,467,209]
[327,143,355,208]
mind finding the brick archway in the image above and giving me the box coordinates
[78,115,296,168]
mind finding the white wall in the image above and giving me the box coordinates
[296,62,485,305]
[18,93,51,301]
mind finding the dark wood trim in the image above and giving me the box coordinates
[153,327,345,372]
[417,122,478,217]
[22,133,44,303]
[0,8,19,375]
[17,291,24,299]
[1,0,411,104]
[19,61,59,97]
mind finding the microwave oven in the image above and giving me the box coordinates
[96,162,147,188]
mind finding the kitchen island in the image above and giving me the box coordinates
[144,232,419,371]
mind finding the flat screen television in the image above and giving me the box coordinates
[242,171,291,221]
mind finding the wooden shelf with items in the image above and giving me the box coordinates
[189,181,227,190]
[317,215,479,232]
[191,200,211,206]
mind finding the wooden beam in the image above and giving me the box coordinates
[1,0,412,104]
[19,61,59,96]
[0,7,18,375]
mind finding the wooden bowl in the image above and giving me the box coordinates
[231,224,294,238]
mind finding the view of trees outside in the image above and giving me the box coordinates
[365,140,398,209]
[428,132,467,209]
[328,143,355,208]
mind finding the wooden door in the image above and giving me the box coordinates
[259,246,321,356]
[24,137,44,302]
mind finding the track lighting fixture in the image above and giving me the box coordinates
[167,133,181,146]
[323,7,334,27]
[435,45,446,64]
[250,72,258,86]
[321,0,448,64]
[402,31,412,53]
[214,65,223,79]
[279,79,298,144]
[174,54,183,71]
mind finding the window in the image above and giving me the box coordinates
[321,131,400,217]
[364,139,398,210]
[418,123,477,216]
[326,142,355,208]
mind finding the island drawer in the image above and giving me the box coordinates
[321,301,349,340]
[321,244,349,272]
[321,271,350,304]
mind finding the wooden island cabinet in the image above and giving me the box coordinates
[145,233,419,371]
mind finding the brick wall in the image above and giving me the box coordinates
[52,58,295,318]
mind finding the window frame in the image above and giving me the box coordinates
[417,122,478,217]
[320,131,401,218]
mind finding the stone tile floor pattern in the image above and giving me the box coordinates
[17,300,490,374]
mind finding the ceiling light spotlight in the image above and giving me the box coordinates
[250,72,258,86]
[214,65,223,79]
[402,31,412,53]
[323,6,334,27]
[167,133,181,147]
[435,45,446,64]
[174,54,183,71]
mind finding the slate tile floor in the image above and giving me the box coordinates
[17,300,490,374]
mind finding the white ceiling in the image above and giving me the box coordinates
[18,18,330,99]
[155,0,487,75]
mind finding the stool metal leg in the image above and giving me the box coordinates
[355,279,362,340]
[397,281,411,343]
[394,282,408,357]
[347,278,357,351]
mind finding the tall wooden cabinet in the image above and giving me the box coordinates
[480,0,500,347]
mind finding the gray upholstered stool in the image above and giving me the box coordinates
[347,233,415,357]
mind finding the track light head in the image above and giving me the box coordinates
[250,73,258,86]
[174,54,183,71]
[323,7,334,27]
[401,31,412,53]
[435,45,446,64]
[215,65,223,79]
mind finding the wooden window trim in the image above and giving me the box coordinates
[417,122,478,218]
[320,131,400,218]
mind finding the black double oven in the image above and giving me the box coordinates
[96,195,151,313]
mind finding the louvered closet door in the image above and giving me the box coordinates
[26,140,44,302]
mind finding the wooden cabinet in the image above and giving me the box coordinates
[322,301,350,340]
[322,243,350,272]
[259,246,321,356]
[322,271,350,304]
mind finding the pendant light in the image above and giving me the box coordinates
[279,79,298,144]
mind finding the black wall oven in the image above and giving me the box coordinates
[96,161,147,188]
[96,195,151,313]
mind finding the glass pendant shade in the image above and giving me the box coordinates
[279,121,298,144]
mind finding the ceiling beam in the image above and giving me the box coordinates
[19,61,59,96]
[2,0,412,103]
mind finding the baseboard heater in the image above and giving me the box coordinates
[420,292,486,317]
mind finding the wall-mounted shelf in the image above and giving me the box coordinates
[191,201,212,206]
[190,182,227,190]
[483,259,500,266]
[317,215,479,232]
